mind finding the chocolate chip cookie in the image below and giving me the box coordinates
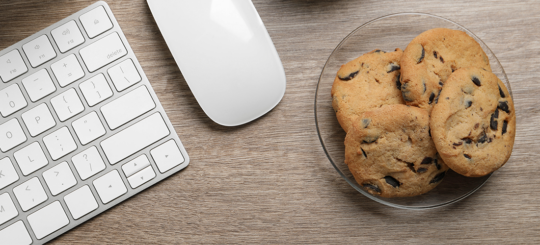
[430,67,515,177]
[331,49,404,132]
[400,28,492,113]
[344,104,449,197]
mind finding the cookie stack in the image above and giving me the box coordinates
[332,28,516,197]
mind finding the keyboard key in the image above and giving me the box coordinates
[127,166,155,188]
[101,113,169,164]
[13,177,48,211]
[21,103,56,137]
[0,119,27,152]
[22,35,56,68]
[79,32,127,72]
[51,54,85,87]
[72,111,106,145]
[79,73,113,106]
[122,154,150,177]
[50,88,84,121]
[151,140,184,173]
[42,161,77,195]
[64,185,98,219]
[0,193,18,225]
[51,20,85,53]
[14,142,48,176]
[93,170,127,204]
[27,201,69,239]
[43,127,77,160]
[80,5,113,38]
[108,59,141,91]
[0,50,28,83]
[72,146,106,180]
[21,69,56,102]
[101,85,155,130]
[0,158,19,189]
[0,83,27,117]
[0,221,32,245]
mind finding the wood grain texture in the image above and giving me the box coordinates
[1,0,539,243]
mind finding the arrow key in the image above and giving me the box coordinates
[151,140,185,173]
[127,166,155,189]
[122,154,150,177]
[93,170,126,204]
[13,177,47,211]
[43,161,77,195]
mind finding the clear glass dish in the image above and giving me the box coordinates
[315,13,512,209]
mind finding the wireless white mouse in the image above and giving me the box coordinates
[147,0,286,126]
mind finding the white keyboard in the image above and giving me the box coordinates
[0,1,190,244]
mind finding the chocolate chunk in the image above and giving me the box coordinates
[361,118,371,128]
[417,168,428,173]
[439,81,443,86]
[435,89,442,104]
[498,101,510,113]
[474,123,479,129]
[433,51,438,59]
[429,92,435,104]
[499,85,506,98]
[384,176,400,188]
[363,183,381,193]
[387,63,400,73]
[434,159,441,170]
[417,45,425,64]
[439,56,444,63]
[407,162,416,173]
[423,82,426,94]
[464,154,472,159]
[363,135,379,144]
[374,49,384,53]
[453,142,463,146]
[472,76,481,86]
[490,110,499,130]
[430,171,446,184]
[478,133,487,144]
[463,138,472,144]
[361,148,367,158]
[338,70,359,81]
[401,83,413,102]
[502,120,508,135]
[421,157,433,165]
[465,100,472,109]
[429,128,431,137]
[396,78,402,90]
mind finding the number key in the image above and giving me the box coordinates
[0,84,27,117]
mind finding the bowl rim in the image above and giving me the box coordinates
[314,12,509,210]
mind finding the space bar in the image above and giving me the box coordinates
[101,113,170,164]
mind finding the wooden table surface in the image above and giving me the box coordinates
[1,0,539,243]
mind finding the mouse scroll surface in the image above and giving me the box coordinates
[147,0,286,126]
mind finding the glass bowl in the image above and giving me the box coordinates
[315,13,512,209]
